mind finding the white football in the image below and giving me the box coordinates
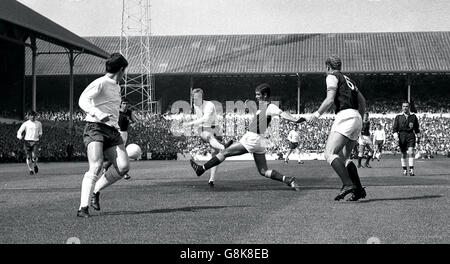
[126,143,142,160]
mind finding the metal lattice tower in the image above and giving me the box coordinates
[120,0,157,112]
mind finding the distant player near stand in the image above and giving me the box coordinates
[190,83,305,190]
[77,53,130,218]
[284,125,304,164]
[183,88,233,187]
[307,55,367,201]
[393,101,421,176]
[16,111,42,175]
[100,98,137,180]
[357,112,374,168]
[372,123,386,161]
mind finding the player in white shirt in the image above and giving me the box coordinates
[190,83,305,190]
[183,88,232,187]
[76,53,130,218]
[372,123,386,161]
[16,111,42,175]
[284,125,304,164]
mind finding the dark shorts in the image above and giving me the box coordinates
[289,142,299,150]
[83,122,124,150]
[23,141,38,157]
[375,140,384,150]
[399,133,416,152]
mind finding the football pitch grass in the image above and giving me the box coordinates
[0,158,448,244]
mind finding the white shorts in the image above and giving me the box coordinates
[358,135,372,146]
[330,109,362,141]
[239,131,267,154]
[119,131,128,145]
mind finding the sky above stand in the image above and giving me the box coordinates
[18,0,450,36]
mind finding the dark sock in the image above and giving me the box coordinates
[268,170,285,182]
[358,157,362,166]
[203,156,222,171]
[365,156,372,165]
[346,161,363,189]
[402,166,407,170]
[410,166,414,170]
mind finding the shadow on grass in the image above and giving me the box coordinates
[358,195,442,203]
[98,205,249,217]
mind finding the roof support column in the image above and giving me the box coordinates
[297,73,301,114]
[69,49,74,131]
[30,35,37,112]
[190,76,194,109]
[407,75,411,103]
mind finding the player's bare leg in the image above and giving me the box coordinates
[30,149,39,174]
[119,131,131,180]
[357,144,365,168]
[190,142,247,176]
[25,155,34,175]
[284,149,293,163]
[324,132,356,201]
[77,142,104,217]
[91,144,130,210]
[364,144,374,168]
[200,131,225,150]
[296,149,304,164]
[253,153,299,190]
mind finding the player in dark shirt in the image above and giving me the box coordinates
[393,101,421,176]
[307,55,367,201]
[357,113,374,168]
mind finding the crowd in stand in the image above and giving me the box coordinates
[1,99,449,163]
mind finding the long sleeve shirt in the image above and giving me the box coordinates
[393,113,420,134]
[78,75,121,129]
[17,120,42,141]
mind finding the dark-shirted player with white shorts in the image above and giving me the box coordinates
[190,83,305,190]
[76,53,130,218]
[307,55,367,201]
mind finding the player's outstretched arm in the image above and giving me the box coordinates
[279,112,306,123]
[308,88,336,122]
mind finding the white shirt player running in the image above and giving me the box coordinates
[373,129,386,143]
[17,120,42,141]
[287,130,300,143]
[78,75,121,129]
[193,100,217,128]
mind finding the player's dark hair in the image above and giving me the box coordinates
[402,100,410,106]
[121,98,129,104]
[27,110,37,116]
[255,83,271,98]
[192,88,204,96]
[325,55,342,70]
[106,53,128,73]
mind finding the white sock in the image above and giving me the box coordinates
[94,169,122,193]
[93,174,109,193]
[79,172,97,209]
[401,158,407,168]
[209,166,218,182]
[408,157,414,168]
